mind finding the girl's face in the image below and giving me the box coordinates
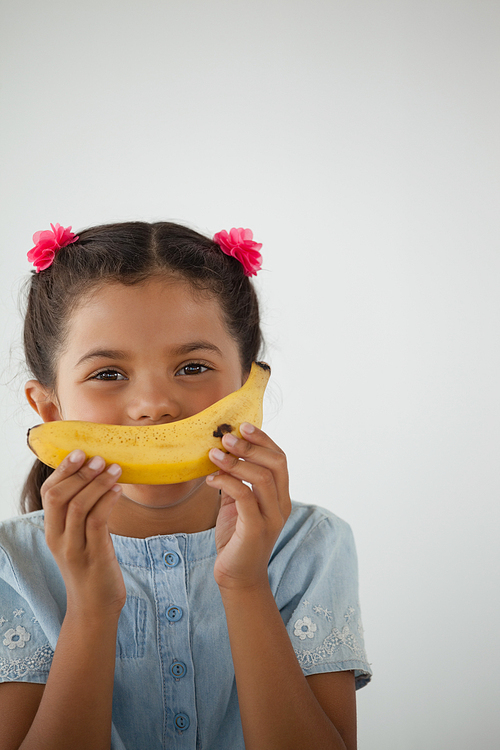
[53,276,244,424]
[27,276,245,534]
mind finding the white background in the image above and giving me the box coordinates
[1,1,499,748]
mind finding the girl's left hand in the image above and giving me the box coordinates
[207,423,292,592]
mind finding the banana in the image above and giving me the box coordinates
[28,361,271,484]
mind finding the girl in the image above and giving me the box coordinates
[0,221,371,750]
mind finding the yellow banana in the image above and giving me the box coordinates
[28,361,270,484]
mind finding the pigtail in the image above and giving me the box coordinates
[20,459,53,514]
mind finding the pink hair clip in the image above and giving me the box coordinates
[213,227,262,277]
[27,223,79,273]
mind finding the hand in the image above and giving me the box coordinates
[207,423,292,592]
[41,450,126,620]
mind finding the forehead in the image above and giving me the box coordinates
[60,277,237,359]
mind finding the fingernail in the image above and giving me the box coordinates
[210,448,226,461]
[111,484,122,493]
[68,449,86,463]
[241,422,255,434]
[107,464,122,477]
[88,456,105,471]
[223,433,237,448]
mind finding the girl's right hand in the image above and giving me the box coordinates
[41,449,126,620]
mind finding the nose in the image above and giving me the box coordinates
[126,377,183,424]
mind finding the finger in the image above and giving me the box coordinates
[42,449,91,539]
[43,453,118,544]
[42,449,87,493]
[207,472,265,528]
[63,463,122,550]
[208,448,282,523]
[237,424,292,519]
[240,422,283,453]
[230,426,289,493]
[217,428,290,513]
[83,483,123,555]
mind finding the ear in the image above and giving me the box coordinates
[25,380,62,423]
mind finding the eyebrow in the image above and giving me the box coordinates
[171,341,224,357]
[75,341,223,368]
[75,349,129,368]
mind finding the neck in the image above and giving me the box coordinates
[107,479,220,538]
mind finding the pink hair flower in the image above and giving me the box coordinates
[27,223,79,272]
[213,227,262,277]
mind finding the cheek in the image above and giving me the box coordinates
[57,387,122,423]
[207,375,245,408]
[180,380,242,419]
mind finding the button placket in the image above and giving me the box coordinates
[148,536,197,744]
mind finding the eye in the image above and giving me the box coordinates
[177,363,210,376]
[90,369,127,381]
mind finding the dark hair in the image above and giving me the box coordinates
[21,221,263,513]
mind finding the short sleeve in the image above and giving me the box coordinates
[0,575,54,684]
[272,506,372,689]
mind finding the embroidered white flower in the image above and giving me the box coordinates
[13,609,25,618]
[3,626,31,650]
[293,607,369,672]
[0,616,7,626]
[294,616,317,640]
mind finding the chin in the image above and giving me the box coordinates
[120,479,204,507]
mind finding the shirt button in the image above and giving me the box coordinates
[164,551,180,568]
[166,606,183,622]
[170,661,187,679]
[174,713,190,731]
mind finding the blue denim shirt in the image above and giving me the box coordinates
[0,501,371,749]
